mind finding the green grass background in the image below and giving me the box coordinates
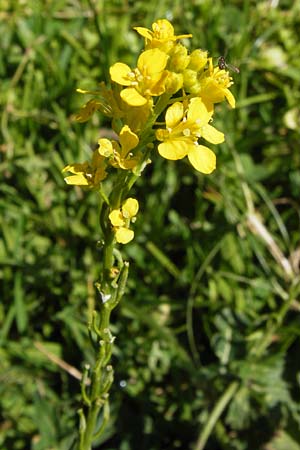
[1,1,300,449]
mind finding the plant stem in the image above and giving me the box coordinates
[194,381,239,450]
[79,300,114,450]
[77,142,153,448]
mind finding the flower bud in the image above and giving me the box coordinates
[164,71,183,94]
[168,44,190,72]
[183,69,201,93]
[188,49,208,71]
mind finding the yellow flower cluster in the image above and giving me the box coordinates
[63,19,237,243]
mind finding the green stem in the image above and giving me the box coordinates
[78,183,132,448]
[194,381,239,450]
[79,307,113,450]
[98,305,112,336]
[102,234,114,287]
[80,402,102,450]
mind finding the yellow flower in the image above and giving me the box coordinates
[62,151,107,187]
[74,84,123,122]
[198,58,236,108]
[77,84,152,132]
[134,19,192,53]
[109,49,169,106]
[98,125,141,170]
[109,198,139,244]
[155,98,225,174]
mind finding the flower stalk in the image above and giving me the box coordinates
[62,18,237,448]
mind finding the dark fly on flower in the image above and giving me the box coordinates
[218,56,240,74]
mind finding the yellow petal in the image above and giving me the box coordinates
[120,87,147,106]
[188,145,216,174]
[115,227,134,244]
[117,156,140,170]
[109,210,125,227]
[201,124,225,144]
[158,140,191,160]
[98,138,114,157]
[64,174,89,185]
[133,26,153,40]
[151,20,192,41]
[165,102,184,128]
[122,198,139,218]
[148,72,168,96]
[62,162,89,174]
[152,19,174,39]
[225,89,236,108]
[119,125,139,153]
[188,97,212,124]
[137,49,168,76]
[109,62,132,86]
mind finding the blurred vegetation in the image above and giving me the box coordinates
[1,0,300,449]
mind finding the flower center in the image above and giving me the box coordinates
[183,128,191,137]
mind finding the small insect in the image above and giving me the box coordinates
[218,56,240,74]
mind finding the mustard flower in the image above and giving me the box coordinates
[134,19,192,53]
[109,49,169,106]
[197,58,236,108]
[109,198,139,244]
[156,98,225,174]
[62,151,107,187]
[98,125,141,170]
[74,84,123,122]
